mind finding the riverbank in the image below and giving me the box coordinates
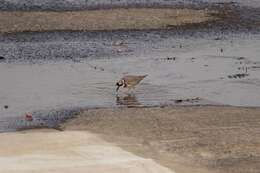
[1,106,260,173]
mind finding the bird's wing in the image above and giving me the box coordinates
[123,75,147,86]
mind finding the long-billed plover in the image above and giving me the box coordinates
[116,75,147,92]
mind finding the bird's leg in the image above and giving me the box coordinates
[127,87,131,93]
[130,90,135,96]
[128,87,135,94]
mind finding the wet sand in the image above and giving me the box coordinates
[60,106,260,173]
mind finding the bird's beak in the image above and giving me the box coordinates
[116,83,120,92]
[116,85,120,92]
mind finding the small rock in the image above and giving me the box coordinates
[214,37,221,40]
[0,56,5,62]
[113,40,124,46]
[175,99,183,103]
[160,105,166,108]
[191,57,196,62]
[251,66,260,69]
[166,57,176,61]
[25,113,33,121]
[4,105,8,109]
[116,48,124,53]
[237,57,245,60]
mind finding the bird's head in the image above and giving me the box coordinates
[116,79,125,91]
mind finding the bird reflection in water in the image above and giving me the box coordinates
[116,94,141,107]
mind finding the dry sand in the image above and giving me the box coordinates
[0,129,174,173]
[0,8,216,33]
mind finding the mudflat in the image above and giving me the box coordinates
[61,106,260,173]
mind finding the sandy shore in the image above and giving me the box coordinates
[0,8,216,33]
[1,106,260,173]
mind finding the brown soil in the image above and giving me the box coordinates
[0,8,216,33]
[61,106,260,173]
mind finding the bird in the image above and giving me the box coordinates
[116,75,147,92]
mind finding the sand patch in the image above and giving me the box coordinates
[0,8,217,33]
[0,129,174,173]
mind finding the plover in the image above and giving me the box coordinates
[116,75,147,92]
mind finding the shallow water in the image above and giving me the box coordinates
[1,30,260,123]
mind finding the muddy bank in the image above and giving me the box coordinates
[60,106,260,173]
